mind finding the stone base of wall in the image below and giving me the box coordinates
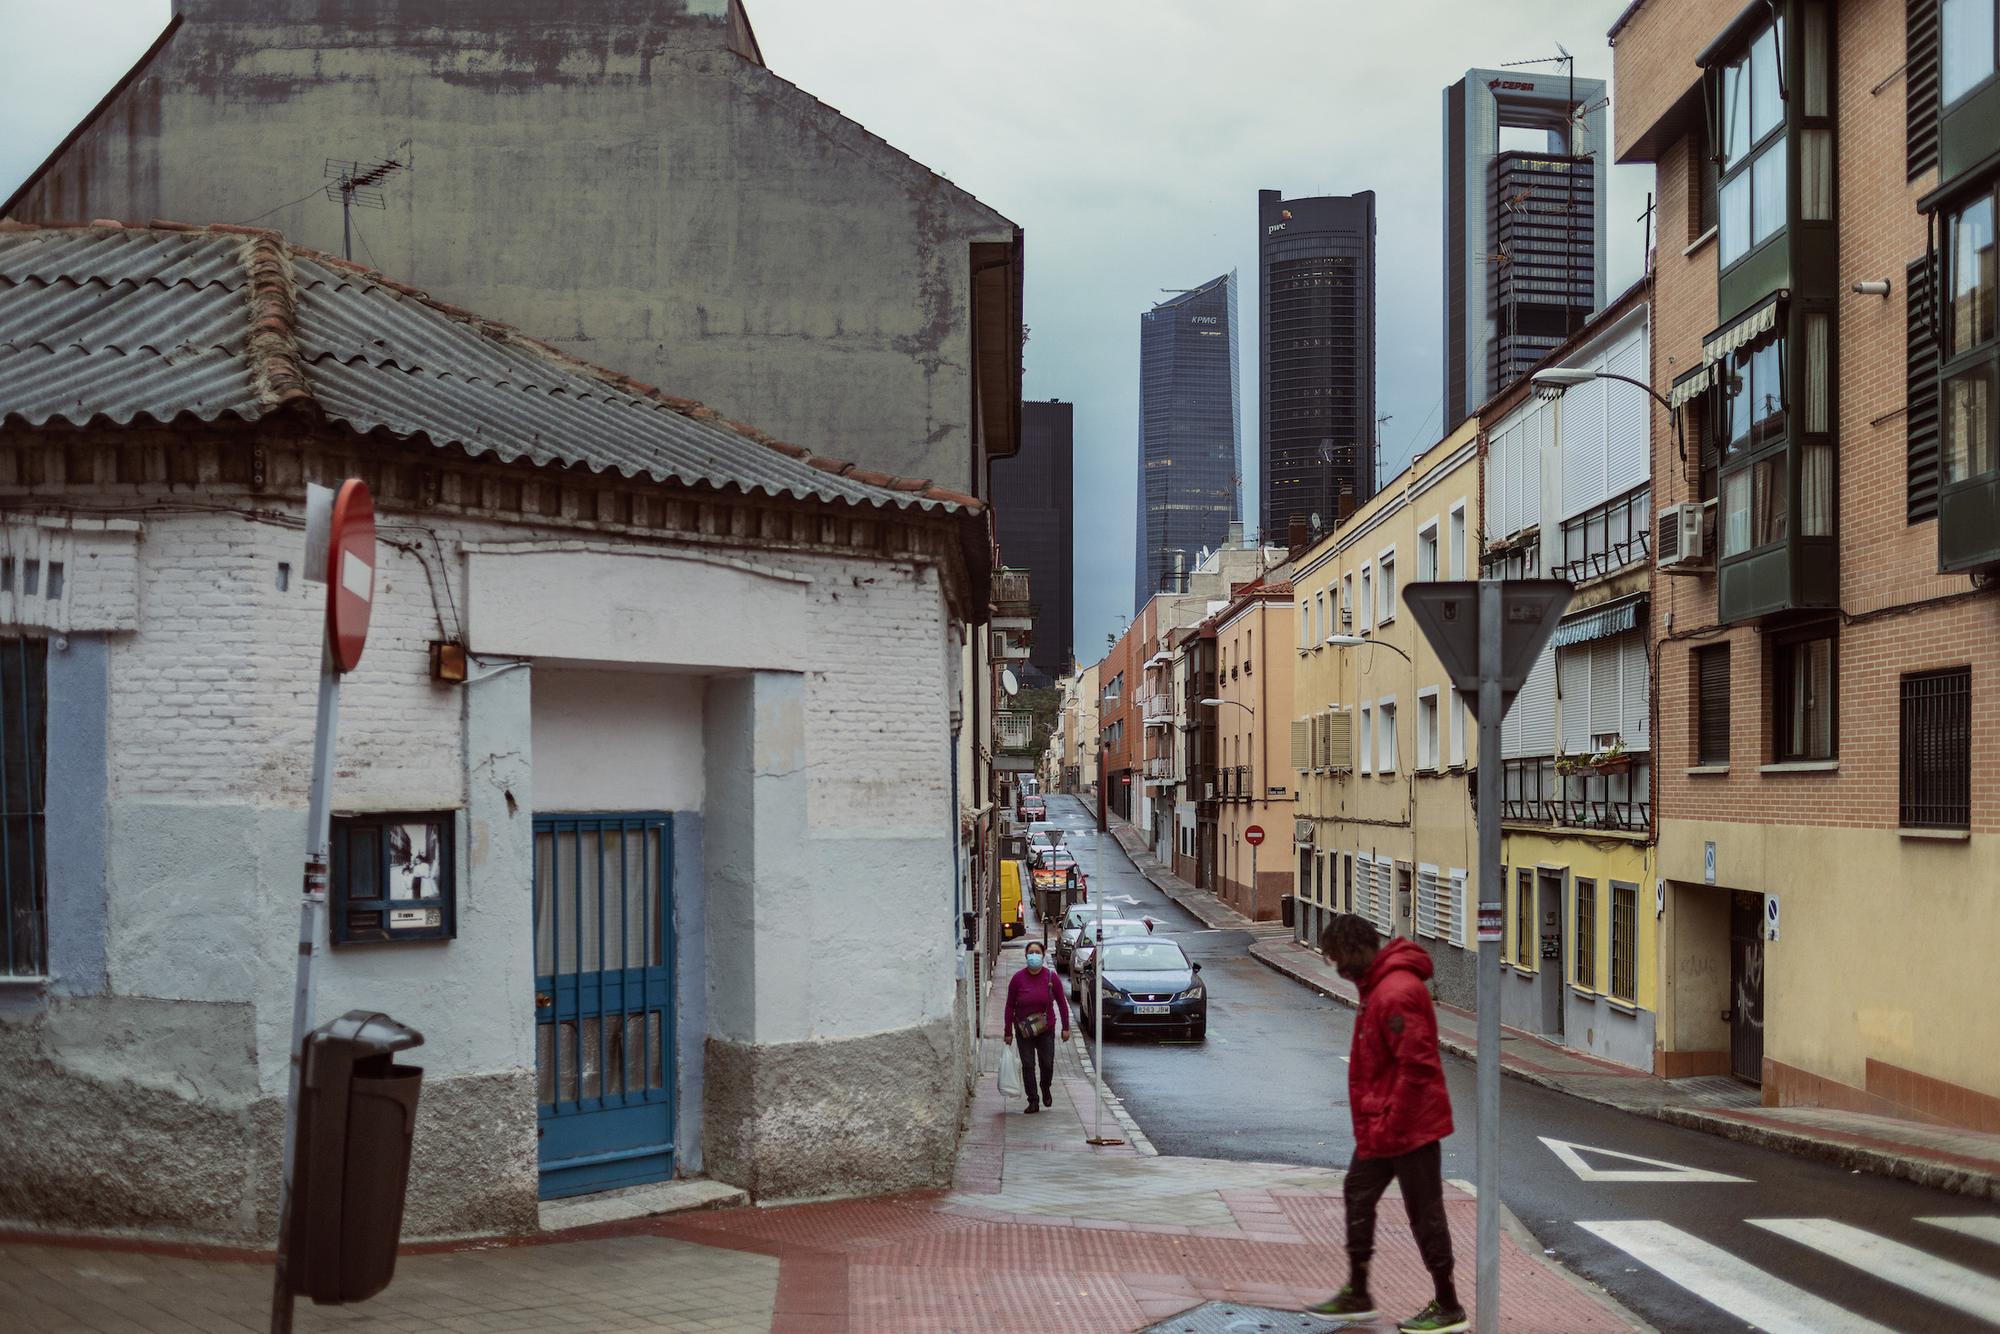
[1426,939,1478,1012]
[1764,1056,2000,1132]
[0,995,539,1244]
[1655,1048,1731,1079]
[702,1018,961,1201]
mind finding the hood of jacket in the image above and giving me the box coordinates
[1359,936,1434,996]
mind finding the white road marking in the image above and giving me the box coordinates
[1752,1217,2000,1320]
[1578,1220,1893,1334]
[1540,1136,1752,1184]
[1920,1215,2000,1247]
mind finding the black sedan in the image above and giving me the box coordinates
[1077,938,1206,1041]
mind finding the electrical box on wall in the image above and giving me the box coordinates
[330,812,458,945]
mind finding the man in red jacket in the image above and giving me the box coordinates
[1306,913,1466,1334]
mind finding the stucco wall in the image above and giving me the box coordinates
[1,471,963,1237]
[6,0,1014,488]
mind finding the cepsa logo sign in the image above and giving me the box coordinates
[1488,78,1535,91]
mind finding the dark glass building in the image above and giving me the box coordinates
[1135,273,1242,611]
[1257,190,1377,536]
[991,399,1075,686]
[1443,67,1607,426]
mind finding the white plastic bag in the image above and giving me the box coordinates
[997,1044,1024,1100]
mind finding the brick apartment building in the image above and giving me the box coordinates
[1614,0,2000,1123]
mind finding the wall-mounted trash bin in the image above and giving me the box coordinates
[288,1010,425,1305]
[1280,894,1296,929]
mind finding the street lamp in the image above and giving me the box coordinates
[1322,634,1413,663]
[1531,366,1685,463]
[1198,697,1254,716]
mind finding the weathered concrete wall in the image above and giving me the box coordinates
[7,0,1014,488]
[2,465,964,1236]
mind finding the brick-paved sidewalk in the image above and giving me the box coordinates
[0,932,1644,1333]
[1249,930,2000,1205]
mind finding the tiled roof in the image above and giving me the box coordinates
[0,221,980,519]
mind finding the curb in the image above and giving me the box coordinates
[1069,1028,1159,1156]
[1248,938,2000,1205]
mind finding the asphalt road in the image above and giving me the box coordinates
[1046,797,2000,1334]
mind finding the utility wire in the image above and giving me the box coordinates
[237,186,325,227]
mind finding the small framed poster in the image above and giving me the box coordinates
[330,812,457,945]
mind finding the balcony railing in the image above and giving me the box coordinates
[1501,753,1651,833]
[1144,698,1173,726]
[993,567,1031,611]
[1557,484,1651,584]
[994,711,1035,755]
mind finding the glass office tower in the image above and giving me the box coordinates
[1134,273,1242,611]
[992,399,1075,686]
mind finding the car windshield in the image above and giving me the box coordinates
[1082,921,1147,944]
[1099,941,1188,971]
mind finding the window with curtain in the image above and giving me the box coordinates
[1717,14,1789,269]
[1943,190,1999,486]
[1773,627,1838,761]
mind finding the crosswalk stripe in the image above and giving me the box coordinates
[1920,1215,2000,1247]
[1578,1220,1894,1334]
[1751,1217,2000,1321]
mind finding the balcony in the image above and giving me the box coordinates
[1501,754,1652,834]
[1144,698,1173,728]
[992,567,1031,615]
[994,710,1035,754]
[1556,484,1650,585]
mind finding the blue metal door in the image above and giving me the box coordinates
[533,814,674,1199]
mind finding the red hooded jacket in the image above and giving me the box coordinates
[1347,937,1454,1159]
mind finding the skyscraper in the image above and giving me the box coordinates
[992,400,1075,686]
[1257,190,1377,538]
[1135,273,1242,611]
[1442,67,1608,427]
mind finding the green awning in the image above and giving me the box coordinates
[1552,599,1643,649]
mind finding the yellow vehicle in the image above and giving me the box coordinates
[999,858,1027,940]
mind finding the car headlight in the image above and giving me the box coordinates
[1176,983,1205,1001]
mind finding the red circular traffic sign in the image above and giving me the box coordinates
[1244,825,1265,846]
[327,480,376,673]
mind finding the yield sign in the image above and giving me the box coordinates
[1403,579,1572,720]
[1539,1136,1751,1184]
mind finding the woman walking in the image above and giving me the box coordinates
[1002,944,1071,1113]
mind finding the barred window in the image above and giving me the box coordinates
[1574,877,1597,990]
[1515,868,1535,967]
[1,637,48,979]
[1610,882,1639,1002]
[1901,667,1972,829]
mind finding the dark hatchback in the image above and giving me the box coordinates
[1078,938,1205,1041]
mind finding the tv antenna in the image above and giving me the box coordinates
[1500,45,1583,341]
[324,158,406,262]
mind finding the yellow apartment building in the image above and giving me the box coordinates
[1290,420,1482,1007]
[1209,580,1295,921]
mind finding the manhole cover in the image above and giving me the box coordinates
[1138,1302,1342,1333]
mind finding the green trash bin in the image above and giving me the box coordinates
[288,1010,425,1305]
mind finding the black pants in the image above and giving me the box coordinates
[1344,1139,1457,1306]
[1016,1028,1056,1107]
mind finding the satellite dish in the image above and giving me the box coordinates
[1000,668,1020,698]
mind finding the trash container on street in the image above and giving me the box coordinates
[1280,894,1296,929]
[288,1010,425,1305]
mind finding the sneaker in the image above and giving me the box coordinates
[1303,1285,1377,1321]
[1397,1301,1469,1333]
[1024,1103,1039,1114]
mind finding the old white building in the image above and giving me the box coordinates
[0,222,989,1240]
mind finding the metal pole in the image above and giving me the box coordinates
[271,644,341,1333]
[1474,580,1504,1334]
[1092,838,1106,1142]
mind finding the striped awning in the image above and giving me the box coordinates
[1551,598,1644,649]
[1702,293,1785,366]
[1668,363,1714,409]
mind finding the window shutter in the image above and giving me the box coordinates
[1590,640,1622,737]
[1327,710,1352,769]
[1605,334,1651,495]
[1696,645,1731,764]
[1907,0,1940,180]
[1509,649,1558,758]
[1292,719,1311,772]
[1559,646,1593,755]
[1908,256,1941,523]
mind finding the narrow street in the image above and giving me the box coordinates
[1052,796,2000,1334]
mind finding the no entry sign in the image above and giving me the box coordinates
[326,480,376,673]
[1244,825,1265,846]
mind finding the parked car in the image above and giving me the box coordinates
[1053,906,1094,972]
[1019,796,1046,821]
[1068,917,1153,1000]
[1078,937,1205,1041]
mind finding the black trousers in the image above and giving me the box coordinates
[1016,1028,1056,1106]
[1344,1139,1456,1302]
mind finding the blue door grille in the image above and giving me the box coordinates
[532,814,674,1199]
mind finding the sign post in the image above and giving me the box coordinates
[1245,825,1264,916]
[1403,578,1568,1334]
[271,481,376,1334]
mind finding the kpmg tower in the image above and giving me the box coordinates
[1257,190,1377,537]
[1442,68,1608,427]
[992,399,1075,686]
[1134,273,1242,611]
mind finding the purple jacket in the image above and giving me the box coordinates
[1004,963,1071,1036]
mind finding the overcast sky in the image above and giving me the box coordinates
[0,0,1648,665]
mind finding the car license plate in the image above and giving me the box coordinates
[1134,1004,1169,1016]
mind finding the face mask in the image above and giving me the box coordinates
[1026,953,1045,971]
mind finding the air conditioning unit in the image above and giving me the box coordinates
[1657,502,1708,571]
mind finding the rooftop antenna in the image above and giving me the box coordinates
[1374,413,1393,495]
[324,157,406,262]
[1501,46,1583,341]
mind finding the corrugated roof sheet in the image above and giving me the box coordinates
[0,222,978,519]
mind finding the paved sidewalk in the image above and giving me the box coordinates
[0,931,1644,1333]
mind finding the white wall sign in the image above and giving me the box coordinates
[1765,894,1779,942]
[1704,841,1717,885]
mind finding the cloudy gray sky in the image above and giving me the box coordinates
[0,0,1647,665]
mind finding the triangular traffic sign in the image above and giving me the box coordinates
[1404,579,1572,720]
[1539,1136,1752,1184]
